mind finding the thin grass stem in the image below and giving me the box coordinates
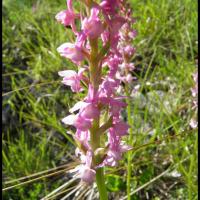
[3,167,76,191]
[4,163,74,185]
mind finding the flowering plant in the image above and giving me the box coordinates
[189,70,198,129]
[56,0,136,199]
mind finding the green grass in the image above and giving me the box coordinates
[2,0,198,199]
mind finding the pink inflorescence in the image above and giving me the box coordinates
[189,70,198,129]
[56,0,136,184]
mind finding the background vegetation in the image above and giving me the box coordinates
[2,0,198,199]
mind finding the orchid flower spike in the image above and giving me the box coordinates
[56,1,136,196]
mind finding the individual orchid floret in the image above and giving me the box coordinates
[98,96,127,116]
[109,97,127,116]
[112,120,130,136]
[55,0,79,33]
[80,103,100,119]
[69,101,88,113]
[101,15,126,52]
[103,55,122,78]
[61,114,77,125]
[84,84,100,104]
[62,114,92,131]
[125,74,134,83]
[100,78,120,95]
[100,0,119,16]
[74,130,90,154]
[58,70,83,92]
[120,45,136,59]
[57,43,85,64]
[55,10,78,32]
[191,72,198,109]
[73,151,96,184]
[189,118,198,129]
[74,115,92,131]
[110,16,126,35]
[75,31,88,47]
[75,130,90,144]
[119,62,135,70]
[191,72,198,98]
[69,100,100,120]
[104,129,132,166]
[116,72,134,83]
[82,7,104,39]
[128,29,137,38]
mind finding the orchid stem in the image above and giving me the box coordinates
[89,37,108,200]
[90,119,108,200]
[96,167,108,200]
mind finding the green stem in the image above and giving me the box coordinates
[96,168,108,200]
[90,119,108,200]
[89,37,108,200]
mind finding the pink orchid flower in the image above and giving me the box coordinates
[100,0,119,16]
[58,70,83,92]
[103,55,122,78]
[57,43,85,63]
[80,103,100,119]
[62,114,91,131]
[112,121,129,136]
[74,130,91,152]
[121,45,136,58]
[73,151,96,184]
[55,0,79,33]
[56,0,136,187]
[104,129,132,166]
[100,78,120,95]
[74,115,92,131]
[82,8,104,39]
[109,97,127,116]
[69,100,100,120]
